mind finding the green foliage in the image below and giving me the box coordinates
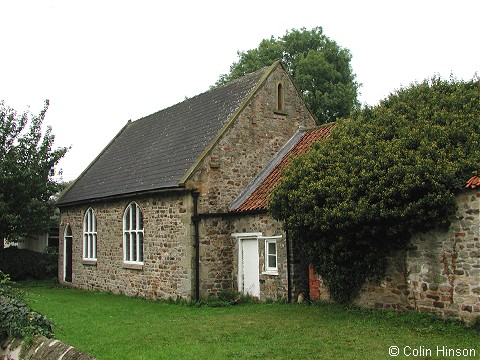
[0,247,58,281]
[0,100,69,243]
[0,271,53,339]
[216,27,359,123]
[270,76,480,303]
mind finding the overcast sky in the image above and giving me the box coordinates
[1,0,479,182]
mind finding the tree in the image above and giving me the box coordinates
[269,76,480,303]
[216,27,360,123]
[0,100,69,245]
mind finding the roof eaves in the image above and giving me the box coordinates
[56,184,187,208]
[179,60,281,186]
[56,120,133,206]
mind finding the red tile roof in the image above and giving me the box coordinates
[466,175,480,189]
[233,123,335,212]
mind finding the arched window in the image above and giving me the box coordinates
[123,202,144,264]
[83,208,97,260]
[64,224,73,282]
[277,82,285,111]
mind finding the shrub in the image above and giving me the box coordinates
[0,247,57,281]
[0,271,53,339]
[270,76,480,303]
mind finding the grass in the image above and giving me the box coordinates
[18,280,480,360]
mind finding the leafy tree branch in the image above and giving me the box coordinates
[0,100,69,243]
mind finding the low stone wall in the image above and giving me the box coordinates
[1,336,95,360]
[309,189,480,324]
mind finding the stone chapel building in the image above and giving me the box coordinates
[56,61,478,323]
[56,61,323,301]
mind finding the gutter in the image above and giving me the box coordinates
[56,186,187,208]
[192,191,200,301]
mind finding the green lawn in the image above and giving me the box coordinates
[21,282,479,360]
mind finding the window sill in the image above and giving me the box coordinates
[123,262,144,270]
[262,271,279,276]
[82,259,97,266]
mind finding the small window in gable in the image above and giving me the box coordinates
[123,202,144,264]
[83,208,97,260]
[277,82,285,112]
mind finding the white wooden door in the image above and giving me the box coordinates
[240,239,260,297]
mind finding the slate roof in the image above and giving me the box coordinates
[57,64,275,206]
[231,123,335,212]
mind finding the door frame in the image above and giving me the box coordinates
[232,233,262,297]
[63,224,73,283]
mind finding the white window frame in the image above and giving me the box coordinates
[123,202,144,265]
[260,235,282,274]
[83,208,97,261]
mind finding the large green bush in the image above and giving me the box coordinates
[0,247,57,281]
[0,271,53,339]
[270,76,480,303]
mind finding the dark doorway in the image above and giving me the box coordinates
[64,225,73,282]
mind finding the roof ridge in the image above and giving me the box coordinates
[133,65,273,125]
[179,61,281,185]
[56,62,282,206]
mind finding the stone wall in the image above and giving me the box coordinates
[232,214,288,301]
[58,64,315,302]
[309,189,480,323]
[1,336,95,360]
[196,212,306,301]
[59,190,194,300]
[187,64,315,299]
[186,64,316,214]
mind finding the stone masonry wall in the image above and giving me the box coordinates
[232,214,288,301]
[186,65,316,298]
[58,191,194,300]
[1,336,96,360]
[309,189,480,323]
[186,64,316,214]
[196,213,289,300]
[58,65,316,302]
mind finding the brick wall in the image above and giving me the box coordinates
[59,191,194,300]
[309,189,480,323]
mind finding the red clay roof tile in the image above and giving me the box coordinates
[466,175,480,189]
[233,123,335,212]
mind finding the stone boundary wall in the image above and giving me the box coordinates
[309,189,480,324]
[1,336,95,360]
